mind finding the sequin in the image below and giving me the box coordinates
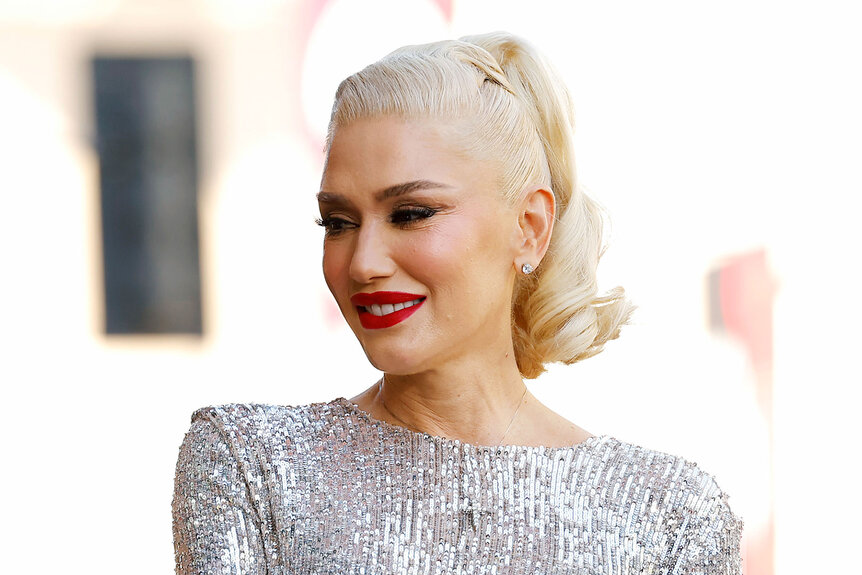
[172,399,743,574]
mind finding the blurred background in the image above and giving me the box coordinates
[1,1,859,573]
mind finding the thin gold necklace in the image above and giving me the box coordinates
[377,378,529,445]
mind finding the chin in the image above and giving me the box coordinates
[360,342,428,376]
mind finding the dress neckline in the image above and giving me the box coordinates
[333,397,605,456]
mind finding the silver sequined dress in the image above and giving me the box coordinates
[172,399,742,574]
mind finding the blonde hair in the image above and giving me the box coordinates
[326,32,634,378]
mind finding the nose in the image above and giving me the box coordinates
[349,222,395,284]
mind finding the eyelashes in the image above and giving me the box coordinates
[316,206,439,236]
[390,206,438,225]
[315,216,353,235]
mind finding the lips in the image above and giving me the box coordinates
[350,291,426,329]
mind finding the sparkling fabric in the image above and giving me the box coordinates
[173,398,743,574]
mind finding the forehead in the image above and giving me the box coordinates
[321,116,493,196]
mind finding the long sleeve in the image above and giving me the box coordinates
[665,472,744,575]
[172,415,268,575]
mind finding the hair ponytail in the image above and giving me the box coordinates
[462,32,634,378]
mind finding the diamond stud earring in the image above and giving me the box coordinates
[521,263,534,275]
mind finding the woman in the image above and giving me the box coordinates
[173,32,743,574]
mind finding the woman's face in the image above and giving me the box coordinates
[318,116,522,375]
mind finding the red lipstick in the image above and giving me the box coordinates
[350,291,426,329]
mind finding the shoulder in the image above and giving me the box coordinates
[585,435,735,500]
[585,436,743,571]
[189,398,351,428]
[184,398,353,452]
[176,399,353,494]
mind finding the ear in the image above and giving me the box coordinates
[515,186,555,270]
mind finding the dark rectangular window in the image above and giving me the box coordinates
[93,56,203,334]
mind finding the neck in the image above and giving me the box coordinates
[372,354,529,445]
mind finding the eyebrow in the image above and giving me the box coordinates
[317,179,451,204]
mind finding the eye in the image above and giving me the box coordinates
[315,216,356,236]
[390,206,438,226]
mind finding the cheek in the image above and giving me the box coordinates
[401,227,471,281]
[406,214,513,293]
[321,243,350,299]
